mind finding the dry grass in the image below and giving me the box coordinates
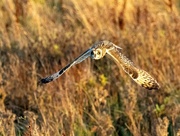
[0,0,180,135]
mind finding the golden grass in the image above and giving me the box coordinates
[0,0,180,135]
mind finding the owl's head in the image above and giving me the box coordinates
[90,41,116,60]
[91,48,106,60]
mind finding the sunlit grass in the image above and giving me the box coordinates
[0,0,180,135]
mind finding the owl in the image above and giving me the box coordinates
[40,41,160,90]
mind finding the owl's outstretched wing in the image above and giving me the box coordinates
[40,48,93,84]
[106,46,160,90]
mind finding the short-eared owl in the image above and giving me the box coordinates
[41,41,160,90]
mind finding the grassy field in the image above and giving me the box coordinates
[0,0,180,135]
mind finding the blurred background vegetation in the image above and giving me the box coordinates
[0,0,180,135]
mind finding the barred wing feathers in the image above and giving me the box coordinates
[107,47,160,90]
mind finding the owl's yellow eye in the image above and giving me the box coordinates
[96,49,102,56]
[97,51,101,55]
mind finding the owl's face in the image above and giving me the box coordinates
[91,48,107,60]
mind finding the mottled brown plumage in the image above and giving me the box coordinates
[41,41,160,90]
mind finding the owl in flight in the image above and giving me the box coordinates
[41,41,160,90]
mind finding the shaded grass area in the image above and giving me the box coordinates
[0,0,180,135]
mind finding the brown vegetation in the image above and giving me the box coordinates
[0,0,180,135]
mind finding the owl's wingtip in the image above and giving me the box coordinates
[156,83,161,90]
[37,77,53,85]
[153,80,161,90]
[146,82,160,90]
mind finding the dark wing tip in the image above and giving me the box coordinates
[153,83,161,90]
[150,80,161,90]
[40,77,54,84]
[142,81,160,90]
